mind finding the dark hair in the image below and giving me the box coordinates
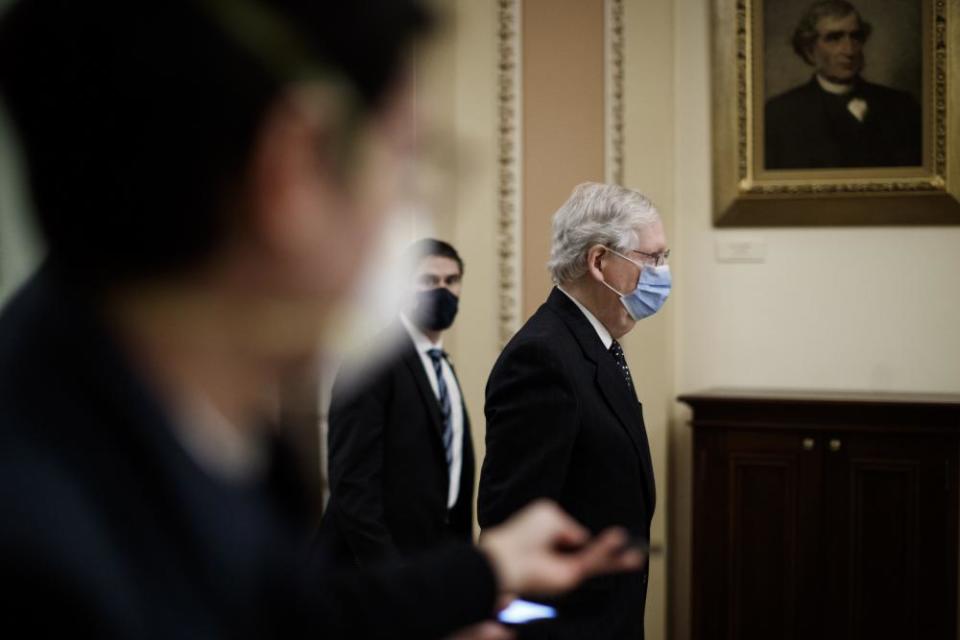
[0,0,431,289]
[791,0,872,64]
[404,238,464,276]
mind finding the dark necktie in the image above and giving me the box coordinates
[426,348,454,472]
[609,340,634,390]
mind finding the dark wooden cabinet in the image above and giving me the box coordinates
[679,389,960,640]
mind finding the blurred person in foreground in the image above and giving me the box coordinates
[0,2,643,638]
[323,239,476,567]
[479,183,668,639]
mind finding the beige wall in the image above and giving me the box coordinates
[521,0,606,317]
[619,2,675,639]
[440,0,502,482]
[413,0,503,500]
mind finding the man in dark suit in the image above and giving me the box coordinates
[0,3,645,638]
[765,0,922,169]
[479,182,670,639]
[324,239,475,565]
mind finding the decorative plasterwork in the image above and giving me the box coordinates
[605,0,625,186]
[497,0,522,345]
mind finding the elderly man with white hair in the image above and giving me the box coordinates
[479,182,669,639]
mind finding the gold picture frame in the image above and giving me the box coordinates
[712,0,960,226]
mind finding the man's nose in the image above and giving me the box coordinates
[839,35,860,55]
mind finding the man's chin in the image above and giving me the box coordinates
[825,70,861,85]
[613,317,637,340]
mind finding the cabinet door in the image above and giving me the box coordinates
[821,433,958,640]
[693,429,824,640]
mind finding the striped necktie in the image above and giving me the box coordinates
[426,348,454,473]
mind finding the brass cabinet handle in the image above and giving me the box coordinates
[829,438,842,452]
[802,438,815,451]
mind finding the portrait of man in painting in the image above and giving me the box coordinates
[763,0,923,170]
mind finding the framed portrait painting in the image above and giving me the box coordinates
[712,0,960,225]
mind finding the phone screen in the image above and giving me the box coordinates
[497,599,558,625]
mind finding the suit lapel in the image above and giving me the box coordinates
[594,350,655,497]
[398,326,446,442]
[595,360,656,508]
[546,289,657,510]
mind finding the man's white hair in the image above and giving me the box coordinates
[547,182,660,284]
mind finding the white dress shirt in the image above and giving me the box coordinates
[400,314,465,509]
[558,286,613,350]
[816,74,855,96]
[816,74,868,122]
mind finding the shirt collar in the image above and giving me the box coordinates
[816,74,856,96]
[400,313,443,352]
[557,286,613,350]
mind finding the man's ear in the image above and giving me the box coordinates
[584,244,609,282]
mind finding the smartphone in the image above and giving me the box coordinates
[497,599,558,625]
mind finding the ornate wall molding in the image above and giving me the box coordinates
[497,0,522,346]
[605,0,625,186]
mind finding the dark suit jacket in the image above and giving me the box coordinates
[765,76,921,169]
[478,288,655,640]
[322,323,474,566]
[0,266,496,639]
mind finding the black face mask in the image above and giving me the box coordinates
[413,287,459,332]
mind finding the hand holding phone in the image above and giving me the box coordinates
[479,500,647,596]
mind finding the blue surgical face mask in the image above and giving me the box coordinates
[601,250,671,321]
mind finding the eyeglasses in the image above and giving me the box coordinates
[628,248,671,267]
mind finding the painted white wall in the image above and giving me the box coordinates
[678,226,960,393]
